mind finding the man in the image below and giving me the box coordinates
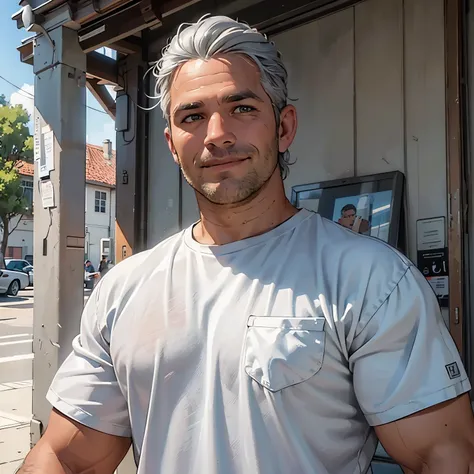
[338,203,370,234]
[84,260,98,290]
[84,260,95,273]
[98,255,109,276]
[338,203,357,229]
[19,15,474,474]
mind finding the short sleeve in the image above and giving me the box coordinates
[350,265,471,426]
[46,280,131,437]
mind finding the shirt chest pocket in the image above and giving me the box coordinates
[244,316,326,392]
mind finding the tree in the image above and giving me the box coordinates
[0,161,28,257]
[0,94,33,161]
[0,95,33,257]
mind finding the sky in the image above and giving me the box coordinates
[0,2,116,148]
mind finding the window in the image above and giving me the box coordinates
[21,180,33,213]
[6,247,22,259]
[6,260,25,272]
[95,191,107,213]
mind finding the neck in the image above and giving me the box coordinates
[193,169,298,245]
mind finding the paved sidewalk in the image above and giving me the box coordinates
[0,380,32,474]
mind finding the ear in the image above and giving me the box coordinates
[278,104,297,154]
[164,127,179,165]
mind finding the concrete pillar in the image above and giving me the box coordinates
[31,26,86,443]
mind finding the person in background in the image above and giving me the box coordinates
[338,203,370,234]
[98,255,109,277]
[84,260,95,274]
[338,203,357,229]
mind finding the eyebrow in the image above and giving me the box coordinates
[173,101,204,115]
[173,89,264,116]
[220,89,264,104]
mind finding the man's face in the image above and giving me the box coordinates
[341,209,356,228]
[165,54,288,205]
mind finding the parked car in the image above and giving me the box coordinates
[5,258,31,272]
[5,259,34,287]
[24,265,34,286]
[0,268,30,296]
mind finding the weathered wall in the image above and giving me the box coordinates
[147,0,447,266]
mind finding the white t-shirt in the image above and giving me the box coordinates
[47,209,470,474]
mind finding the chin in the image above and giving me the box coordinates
[200,182,259,205]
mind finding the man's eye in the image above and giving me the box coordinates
[182,114,202,123]
[233,105,256,114]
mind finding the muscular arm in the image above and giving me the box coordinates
[375,394,474,473]
[17,409,131,474]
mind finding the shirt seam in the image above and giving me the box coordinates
[48,388,131,430]
[355,264,412,338]
[183,210,314,255]
[322,217,411,267]
[363,377,470,417]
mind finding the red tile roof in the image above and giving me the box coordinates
[86,143,116,187]
[16,144,116,187]
[15,161,34,176]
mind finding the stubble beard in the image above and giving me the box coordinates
[178,141,279,206]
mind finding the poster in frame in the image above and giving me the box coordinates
[290,171,405,249]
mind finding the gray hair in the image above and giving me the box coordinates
[150,15,293,178]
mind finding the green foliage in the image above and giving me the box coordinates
[0,95,33,161]
[0,95,33,255]
[0,160,27,217]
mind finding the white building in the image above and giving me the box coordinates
[4,140,116,268]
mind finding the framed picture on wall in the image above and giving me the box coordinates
[290,171,405,249]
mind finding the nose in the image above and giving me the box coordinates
[204,113,236,149]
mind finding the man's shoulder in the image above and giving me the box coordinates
[98,229,186,290]
[309,215,415,330]
[307,214,412,304]
[315,214,411,269]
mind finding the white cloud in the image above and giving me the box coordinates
[10,84,34,118]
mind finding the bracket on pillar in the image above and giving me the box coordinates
[86,78,116,119]
[139,0,163,25]
[86,51,119,85]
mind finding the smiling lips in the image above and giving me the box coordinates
[202,157,250,169]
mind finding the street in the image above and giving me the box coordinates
[0,288,34,473]
[0,289,92,473]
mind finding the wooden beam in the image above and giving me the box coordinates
[78,0,201,53]
[17,40,34,66]
[108,37,143,55]
[79,2,159,53]
[86,51,119,85]
[445,0,466,357]
[115,58,149,260]
[86,78,116,120]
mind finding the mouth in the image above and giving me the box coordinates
[202,157,250,170]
